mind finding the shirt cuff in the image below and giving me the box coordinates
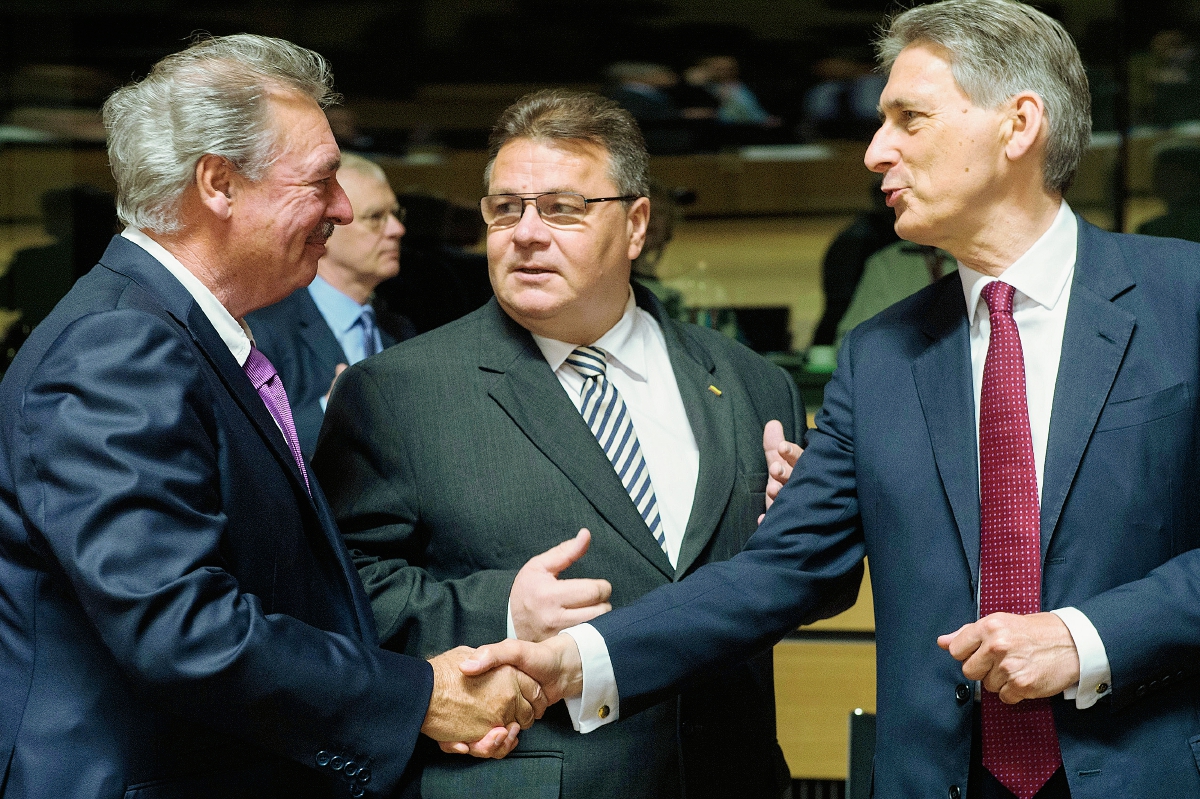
[561,623,619,732]
[1051,606,1111,709]
[319,394,328,412]
[506,601,516,640]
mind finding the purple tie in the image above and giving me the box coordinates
[243,345,311,495]
[978,281,1061,799]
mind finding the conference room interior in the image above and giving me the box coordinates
[0,0,1193,796]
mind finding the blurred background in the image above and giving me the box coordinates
[0,1,1194,792]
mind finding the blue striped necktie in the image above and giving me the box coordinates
[565,346,666,553]
[359,305,382,359]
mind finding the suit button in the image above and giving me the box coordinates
[344,761,359,777]
[351,786,365,798]
[315,750,332,767]
[955,683,971,705]
[598,705,610,719]
[356,768,371,785]
[949,786,961,799]
[330,755,346,771]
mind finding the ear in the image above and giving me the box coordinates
[625,195,651,261]
[194,153,235,220]
[1002,91,1046,163]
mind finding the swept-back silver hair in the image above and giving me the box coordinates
[102,33,339,233]
[877,0,1091,194]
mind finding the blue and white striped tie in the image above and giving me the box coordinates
[566,345,666,553]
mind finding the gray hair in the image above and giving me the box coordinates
[337,151,388,185]
[102,33,339,233]
[484,89,649,199]
[877,0,1091,194]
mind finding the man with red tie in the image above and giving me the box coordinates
[466,2,1200,797]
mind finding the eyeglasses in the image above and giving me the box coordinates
[359,206,406,233]
[480,192,641,228]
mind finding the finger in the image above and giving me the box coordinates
[554,603,613,628]
[776,440,802,468]
[466,726,514,758]
[526,528,593,577]
[757,512,765,524]
[557,578,613,607]
[439,740,470,755]
[513,689,535,729]
[517,671,550,719]
[763,419,785,455]
[937,623,974,654]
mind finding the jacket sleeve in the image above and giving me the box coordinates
[313,359,519,658]
[12,308,433,795]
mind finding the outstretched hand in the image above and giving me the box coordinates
[760,419,803,522]
[422,645,549,759]
[510,529,612,641]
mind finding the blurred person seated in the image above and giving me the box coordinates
[245,153,415,460]
[835,241,952,347]
[604,62,705,154]
[1,185,117,368]
[374,191,493,335]
[801,54,887,141]
[810,178,900,345]
[1137,143,1200,243]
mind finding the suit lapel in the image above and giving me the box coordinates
[656,312,737,578]
[912,274,982,579]
[294,289,351,367]
[481,302,675,578]
[1040,220,1135,555]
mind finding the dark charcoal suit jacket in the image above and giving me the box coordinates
[590,219,1200,798]
[0,236,433,799]
[246,287,414,460]
[314,286,805,799]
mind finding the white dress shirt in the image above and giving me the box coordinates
[121,228,252,364]
[568,202,1111,733]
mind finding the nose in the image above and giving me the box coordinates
[385,211,405,239]
[864,122,894,175]
[328,176,354,225]
[511,200,550,246]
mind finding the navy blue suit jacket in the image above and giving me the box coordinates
[246,288,413,460]
[0,236,432,798]
[591,219,1200,798]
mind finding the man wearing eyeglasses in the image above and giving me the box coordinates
[313,89,808,798]
[247,152,416,460]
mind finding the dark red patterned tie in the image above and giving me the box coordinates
[978,281,1062,799]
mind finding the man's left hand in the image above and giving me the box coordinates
[760,419,803,522]
[938,612,1080,704]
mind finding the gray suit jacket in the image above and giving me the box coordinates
[313,287,805,799]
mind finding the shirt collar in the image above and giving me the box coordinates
[307,274,369,336]
[532,288,647,380]
[959,201,1077,325]
[121,227,253,366]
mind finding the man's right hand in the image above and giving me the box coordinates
[420,646,549,757]
[461,634,585,708]
[510,529,612,641]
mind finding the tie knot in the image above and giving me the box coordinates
[242,345,278,390]
[982,280,1016,317]
[565,345,608,379]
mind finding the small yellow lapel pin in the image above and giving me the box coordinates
[707,385,722,396]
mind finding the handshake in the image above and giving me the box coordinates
[419,634,583,759]
[418,528,598,759]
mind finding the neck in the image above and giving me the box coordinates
[952,192,1063,277]
[145,228,253,317]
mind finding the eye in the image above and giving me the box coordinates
[492,200,521,216]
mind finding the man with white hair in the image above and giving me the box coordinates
[0,34,541,799]
[467,2,1200,797]
[247,152,414,460]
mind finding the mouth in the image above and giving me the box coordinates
[513,263,557,276]
[308,220,336,246]
[882,187,905,208]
